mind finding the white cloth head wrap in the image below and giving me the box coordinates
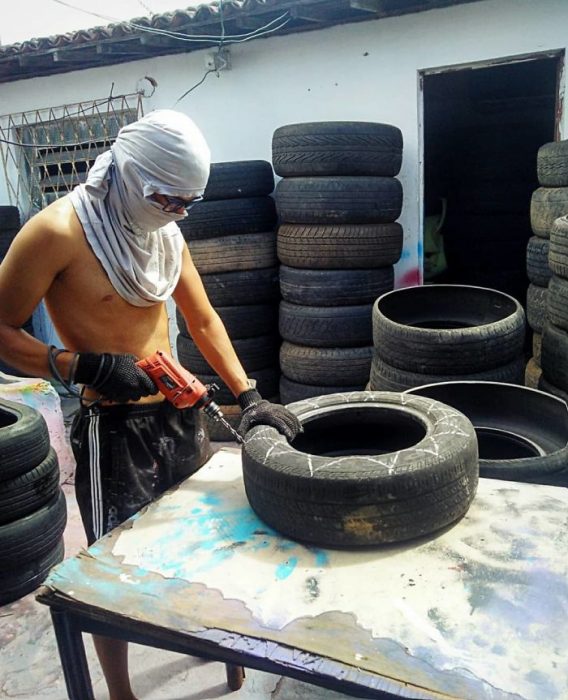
[69,109,211,307]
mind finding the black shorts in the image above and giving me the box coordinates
[70,400,212,545]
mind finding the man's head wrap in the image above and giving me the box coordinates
[70,109,211,307]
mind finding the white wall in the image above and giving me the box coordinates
[1,0,567,285]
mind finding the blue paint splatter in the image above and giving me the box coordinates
[275,557,298,580]
[200,493,221,506]
[314,550,329,567]
[417,238,424,257]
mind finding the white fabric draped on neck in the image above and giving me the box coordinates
[69,109,211,307]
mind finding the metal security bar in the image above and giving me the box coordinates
[0,93,143,220]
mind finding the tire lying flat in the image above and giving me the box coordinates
[242,392,478,547]
[406,381,568,486]
[372,285,525,375]
[0,398,51,481]
[272,122,403,178]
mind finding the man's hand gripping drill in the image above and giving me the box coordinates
[136,350,244,443]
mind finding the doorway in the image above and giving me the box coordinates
[421,54,561,304]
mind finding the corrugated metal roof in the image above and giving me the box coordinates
[0,0,481,84]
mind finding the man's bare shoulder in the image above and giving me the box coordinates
[22,196,81,246]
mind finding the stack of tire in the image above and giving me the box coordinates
[368,285,526,391]
[0,206,34,376]
[540,215,568,403]
[0,398,66,605]
[176,161,280,440]
[527,140,568,391]
[272,122,404,403]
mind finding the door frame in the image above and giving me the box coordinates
[417,49,566,280]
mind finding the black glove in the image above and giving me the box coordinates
[74,353,159,402]
[237,389,303,441]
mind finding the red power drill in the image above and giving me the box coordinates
[136,350,244,444]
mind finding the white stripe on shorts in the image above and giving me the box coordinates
[87,412,103,539]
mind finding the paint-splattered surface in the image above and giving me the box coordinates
[43,448,568,699]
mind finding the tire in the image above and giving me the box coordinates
[201,267,280,306]
[369,354,525,391]
[280,342,372,386]
[406,381,568,485]
[195,368,279,406]
[526,284,548,333]
[277,223,403,269]
[0,399,51,481]
[272,122,403,177]
[549,216,568,278]
[188,232,277,274]
[279,265,394,306]
[177,333,280,374]
[0,538,64,606]
[279,301,373,348]
[0,227,19,259]
[539,375,568,404]
[0,489,67,566]
[279,376,362,404]
[275,177,402,224]
[204,161,274,200]
[372,285,525,374]
[179,197,277,240]
[0,206,20,228]
[530,188,568,238]
[537,140,568,187]
[526,236,551,286]
[0,448,59,525]
[546,275,568,331]
[525,357,542,389]
[242,392,478,547]
[541,322,568,392]
[177,304,277,340]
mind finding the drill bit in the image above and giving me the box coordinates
[219,417,244,444]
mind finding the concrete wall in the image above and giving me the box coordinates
[0,0,567,285]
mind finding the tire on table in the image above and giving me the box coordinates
[242,392,478,547]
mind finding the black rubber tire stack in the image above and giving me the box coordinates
[525,141,568,389]
[0,398,66,605]
[540,212,568,403]
[176,161,280,440]
[369,285,526,391]
[0,206,34,376]
[272,122,404,404]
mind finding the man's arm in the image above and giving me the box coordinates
[173,246,250,398]
[0,211,75,379]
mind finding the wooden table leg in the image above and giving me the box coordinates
[50,609,95,700]
[225,663,246,691]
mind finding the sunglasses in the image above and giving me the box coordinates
[160,194,203,213]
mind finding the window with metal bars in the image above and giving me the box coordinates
[0,93,143,219]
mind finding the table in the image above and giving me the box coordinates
[37,447,568,699]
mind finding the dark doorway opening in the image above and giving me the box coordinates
[422,55,560,305]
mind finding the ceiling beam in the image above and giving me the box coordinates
[349,0,389,13]
[18,52,55,67]
[290,5,332,22]
[96,41,156,56]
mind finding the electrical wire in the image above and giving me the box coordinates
[174,68,218,105]
[49,0,290,43]
[0,92,139,148]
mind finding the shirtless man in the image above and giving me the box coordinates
[0,110,300,700]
